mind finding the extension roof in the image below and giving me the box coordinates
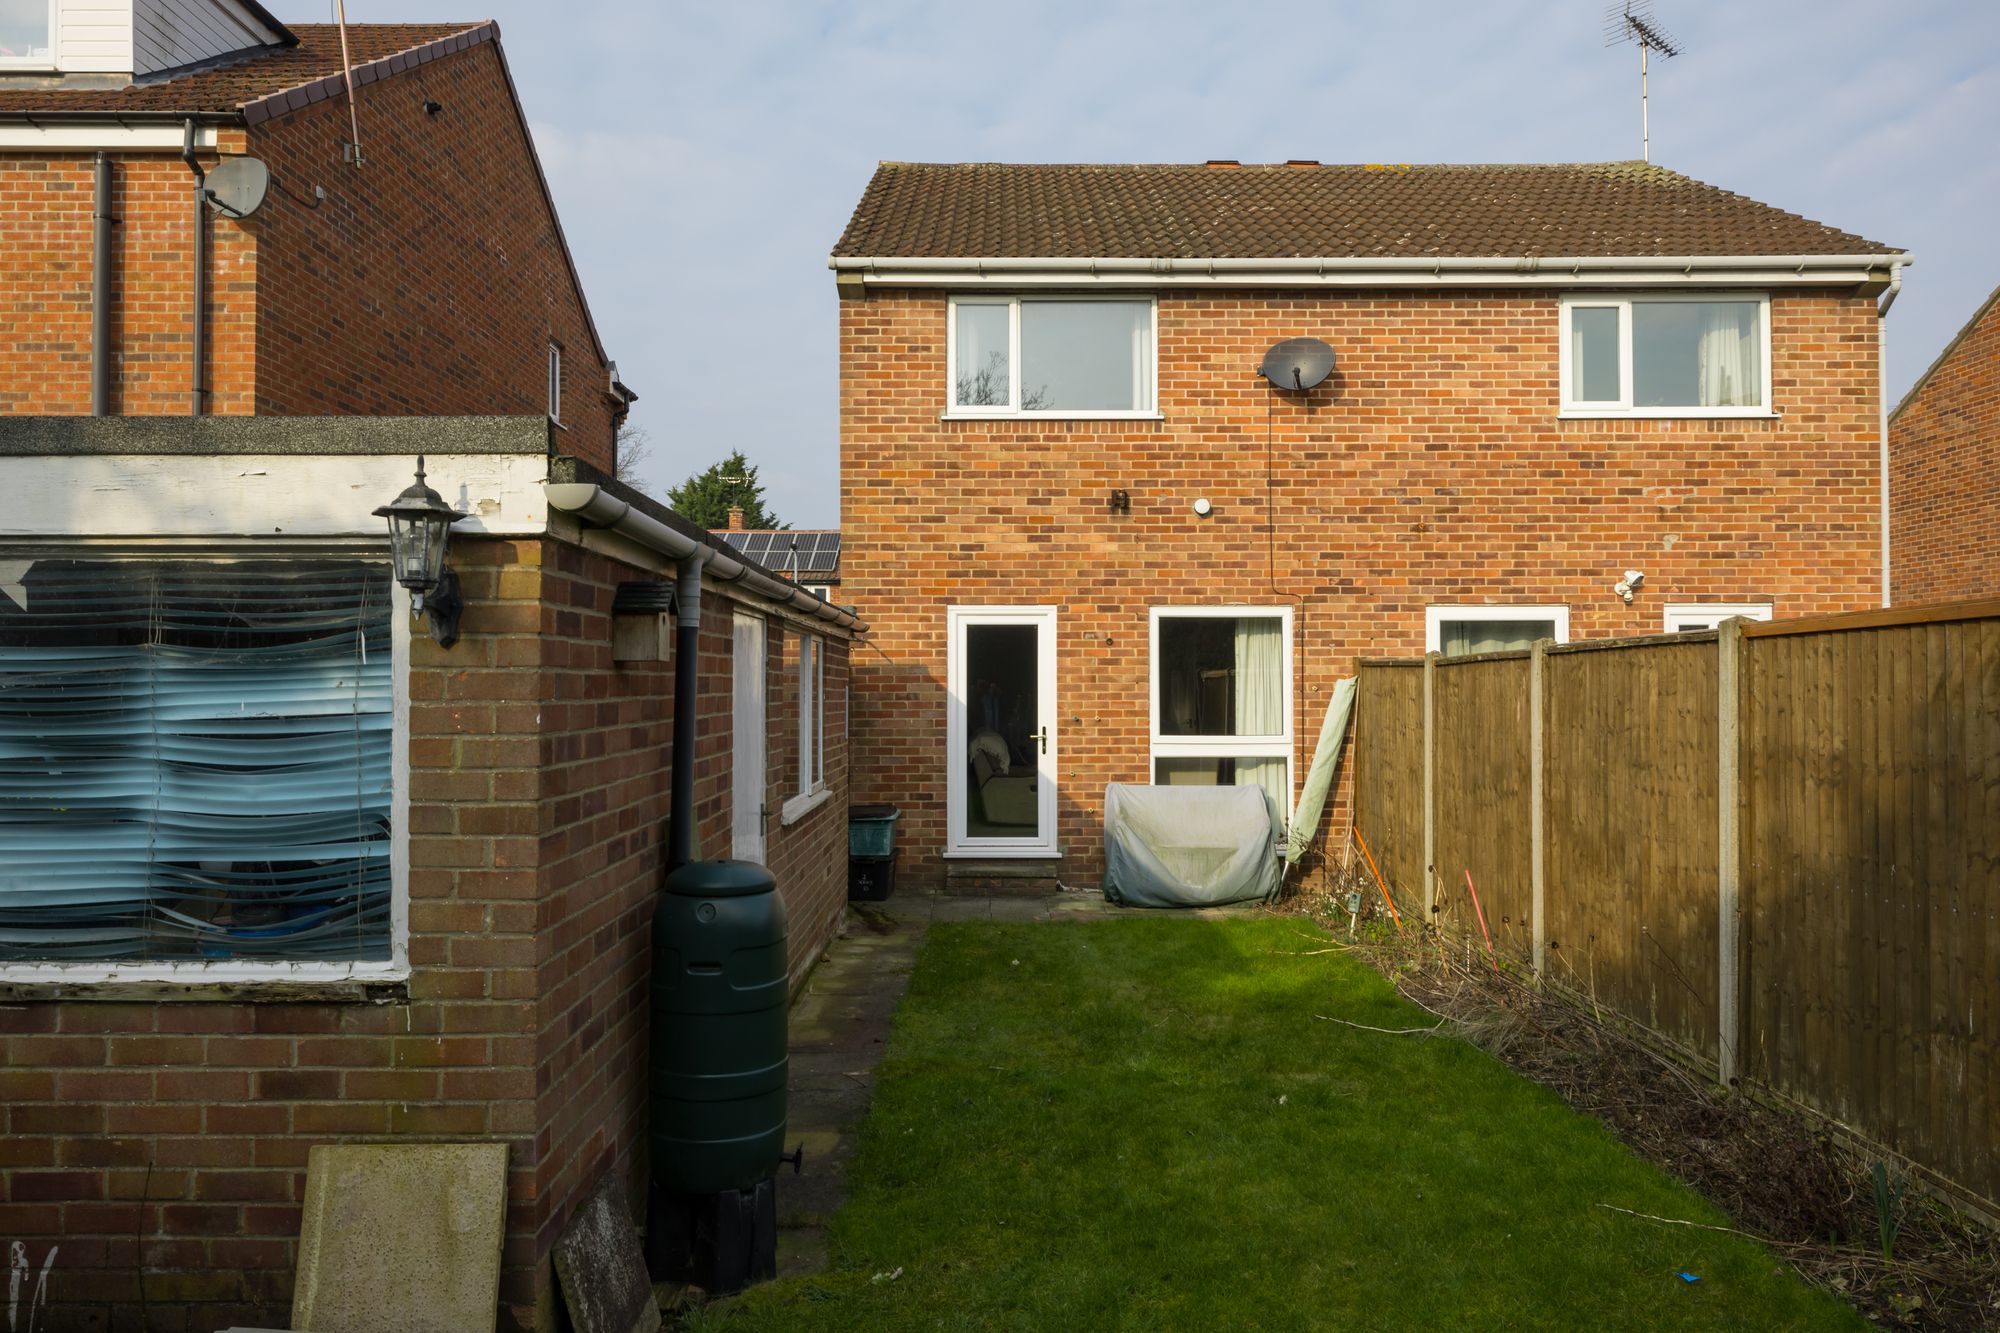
[832,161,1900,261]
[0,23,487,117]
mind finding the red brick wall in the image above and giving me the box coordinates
[0,134,258,415]
[247,42,617,469]
[0,535,852,1332]
[1891,288,2000,606]
[840,287,1886,887]
[0,43,617,470]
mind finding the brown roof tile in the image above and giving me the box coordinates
[832,161,1899,261]
[0,23,487,118]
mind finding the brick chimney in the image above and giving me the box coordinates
[727,506,746,530]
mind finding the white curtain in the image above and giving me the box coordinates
[1232,619,1288,821]
[1697,303,1760,407]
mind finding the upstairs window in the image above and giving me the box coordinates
[0,559,395,968]
[1560,294,1770,417]
[948,296,1156,418]
[0,1,54,66]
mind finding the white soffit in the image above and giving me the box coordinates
[0,453,551,539]
[0,123,221,151]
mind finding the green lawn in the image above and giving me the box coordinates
[692,917,1861,1331]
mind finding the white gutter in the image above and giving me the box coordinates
[830,252,1908,289]
[1877,260,1904,608]
[546,482,863,631]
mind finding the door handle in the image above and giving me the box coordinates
[1029,729,1049,754]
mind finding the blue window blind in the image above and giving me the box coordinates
[0,560,393,963]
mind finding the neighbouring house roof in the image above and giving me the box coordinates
[1892,283,2000,423]
[0,23,488,118]
[719,530,842,580]
[832,161,1901,261]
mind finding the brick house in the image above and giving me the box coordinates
[832,160,1906,889]
[1890,283,1998,606]
[0,12,857,1331]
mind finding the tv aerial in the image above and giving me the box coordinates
[1257,337,1336,392]
[1604,2,1684,163]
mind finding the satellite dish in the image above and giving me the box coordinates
[1258,337,1336,392]
[204,157,270,218]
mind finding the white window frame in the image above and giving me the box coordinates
[0,0,58,70]
[1662,602,1773,633]
[1424,604,1571,655]
[945,294,1159,420]
[0,547,412,989]
[1558,292,1774,419]
[782,631,829,824]
[1147,605,1294,801]
[547,341,562,424]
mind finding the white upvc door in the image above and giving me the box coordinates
[731,611,767,863]
[946,605,1059,857]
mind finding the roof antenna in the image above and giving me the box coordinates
[334,0,364,165]
[1603,2,1682,163]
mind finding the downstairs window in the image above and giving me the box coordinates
[0,558,394,966]
[1149,608,1292,821]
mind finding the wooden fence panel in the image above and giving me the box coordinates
[1543,640,1720,1060]
[1353,663,1423,917]
[1432,655,1534,961]
[1743,618,2000,1204]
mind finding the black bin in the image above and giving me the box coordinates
[848,806,901,902]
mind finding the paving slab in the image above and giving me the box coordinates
[291,1141,508,1333]
[551,1170,659,1333]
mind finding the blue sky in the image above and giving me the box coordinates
[279,2,1999,529]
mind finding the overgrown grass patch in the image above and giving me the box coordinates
[691,917,1862,1331]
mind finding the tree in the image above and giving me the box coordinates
[666,450,785,530]
[613,421,654,488]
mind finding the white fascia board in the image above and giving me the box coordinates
[0,122,221,151]
[830,253,1909,290]
[0,452,551,539]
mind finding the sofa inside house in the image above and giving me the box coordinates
[967,727,1037,831]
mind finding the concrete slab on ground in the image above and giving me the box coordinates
[291,1141,508,1333]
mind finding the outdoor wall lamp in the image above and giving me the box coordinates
[374,455,468,647]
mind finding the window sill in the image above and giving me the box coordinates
[940,411,1166,423]
[781,786,832,826]
[0,973,409,1004]
[1558,409,1781,421]
[941,847,1064,860]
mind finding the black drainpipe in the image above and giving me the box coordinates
[666,550,706,871]
[90,152,114,415]
[178,120,207,416]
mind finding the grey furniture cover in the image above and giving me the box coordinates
[1103,783,1281,907]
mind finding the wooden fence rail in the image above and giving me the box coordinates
[1352,599,2000,1213]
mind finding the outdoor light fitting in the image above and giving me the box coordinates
[1614,569,1645,604]
[373,455,468,647]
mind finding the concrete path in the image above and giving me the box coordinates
[774,888,1272,1277]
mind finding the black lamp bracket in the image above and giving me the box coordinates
[418,565,464,648]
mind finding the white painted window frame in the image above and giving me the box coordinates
[0,0,57,69]
[1424,604,1572,654]
[1662,602,1773,633]
[944,294,1159,420]
[547,341,563,425]
[1558,292,1774,419]
[782,631,830,824]
[0,545,412,987]
[1147,605,1294,800]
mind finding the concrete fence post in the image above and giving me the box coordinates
[1530,638,1547,977]
[1716,618,1744,1088]
[1422,651,1437,921]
